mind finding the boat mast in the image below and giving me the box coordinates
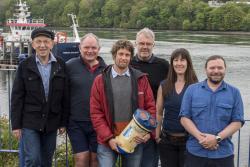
[68,14,80,42]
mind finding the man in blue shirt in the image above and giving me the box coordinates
[180,55,244,167]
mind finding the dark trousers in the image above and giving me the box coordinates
[140,139,159,167]
[158,132,186,167]
[185,151,234,167]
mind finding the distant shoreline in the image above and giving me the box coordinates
[1,26,250,35]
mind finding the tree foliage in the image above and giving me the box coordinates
[1,0,250,31]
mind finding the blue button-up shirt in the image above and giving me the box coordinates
[111,66,130,78]
[180,80,244,158]
[36,53,57,100]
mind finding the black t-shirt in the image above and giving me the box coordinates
[130,54,169,100]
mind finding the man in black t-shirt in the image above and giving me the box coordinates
[130,27,169,167]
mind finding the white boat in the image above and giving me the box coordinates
[0,0,80,62]
[4,0,46,43]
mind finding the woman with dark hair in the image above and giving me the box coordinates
[155,48,198,167]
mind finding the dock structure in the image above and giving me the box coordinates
[0,59,18,69]
[0,41,32,69]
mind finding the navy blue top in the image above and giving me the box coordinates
[66,56,106,121]
[180,80,244,158]
[161,80,187,133]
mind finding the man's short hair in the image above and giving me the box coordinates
[111,39,134,59]
[136,27,155,41]
[205,55,226,68]
[80,33,100,47]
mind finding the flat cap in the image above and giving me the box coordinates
[31,28,55,40]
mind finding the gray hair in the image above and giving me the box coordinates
[136,27,155,41]
[80,33,100,47]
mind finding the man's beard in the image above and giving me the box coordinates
[208,75,224,85]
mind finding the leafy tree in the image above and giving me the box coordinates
[127,1,145,28]
[0,0,10,25]
[119,3,132,28]
[102,0,121,27]
[183,19,192,30]
[222,3,244,30]
[208,7,225,30]
[241,13,250,31]
[43,0,64,26]
[60,0,80,27]
[192,2,211,30]
[168,16,181,30]
[176,0,195,22]
[1,0,250,31]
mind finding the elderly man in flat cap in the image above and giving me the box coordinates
[11,27,69,167]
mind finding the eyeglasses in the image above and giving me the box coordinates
[33,39,52,46]
[138,42,154,47]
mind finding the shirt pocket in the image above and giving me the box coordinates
[191,103,207,119]
[216,103,232,121]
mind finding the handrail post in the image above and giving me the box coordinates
[66,133,69,167]
[237,130,241,167]
[8,70,13,150]
[249,134,250,167]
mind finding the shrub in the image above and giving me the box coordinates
[0,116,19,167]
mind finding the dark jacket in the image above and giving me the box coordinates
[11,55,69,133]
[90,65,156,145]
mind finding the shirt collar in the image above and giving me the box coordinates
[135,54,155,63]
[202,79,227,91]
[111,66,130,78]
[36,53,57,65]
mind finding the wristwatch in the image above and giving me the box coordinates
[215,135,222,143]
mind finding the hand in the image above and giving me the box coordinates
[199,133,218,150]
[12,129,22,140]
[108,138,121,153]
[134,133,150,144]
[155,137,161,144]
[197,132,207,143]
[207,144,219,150]
[58,127,66,135]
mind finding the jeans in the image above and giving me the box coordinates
[140,138,159,167]
[21,128,57,167]
[19,138,25,167]
[97,144,143,167]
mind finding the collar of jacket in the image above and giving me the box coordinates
[26,55,62,80]
[79,56,107,69]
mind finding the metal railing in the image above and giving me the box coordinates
[0,69,249,167]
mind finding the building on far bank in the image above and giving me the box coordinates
[208,0,225,7]
[208,0,250,8]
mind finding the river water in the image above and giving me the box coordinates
[0,30,249,166]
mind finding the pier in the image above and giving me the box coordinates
[0,41,32,69]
